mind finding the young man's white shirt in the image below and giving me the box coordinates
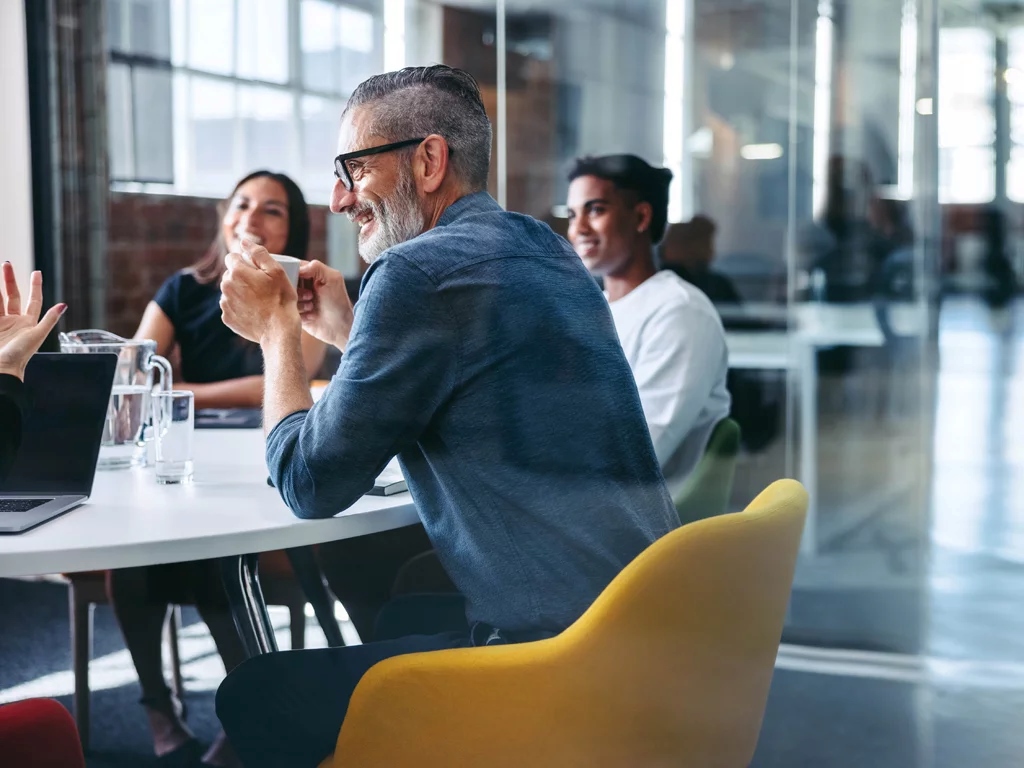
[607,270,731,498]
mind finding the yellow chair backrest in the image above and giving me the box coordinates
[330,479,808,768]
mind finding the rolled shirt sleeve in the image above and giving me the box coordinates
[266,254,458,519]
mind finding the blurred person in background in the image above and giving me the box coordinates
[566,154,731,497]
[798,155,889,303]
[660,214,743,306]
[661,215,783,453]
[978,205,1017,312]
[107,171,325,767]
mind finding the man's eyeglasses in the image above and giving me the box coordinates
[333,138,426,191]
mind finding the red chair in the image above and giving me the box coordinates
[0,699,85,768]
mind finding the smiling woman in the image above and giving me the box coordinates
[133,170,326,409]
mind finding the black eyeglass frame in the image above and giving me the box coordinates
[333,138,427,191]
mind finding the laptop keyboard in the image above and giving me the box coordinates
[0,499,50,513]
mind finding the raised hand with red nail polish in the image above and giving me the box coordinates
[0,263,66,381]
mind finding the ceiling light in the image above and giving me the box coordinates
[740,143,784,161]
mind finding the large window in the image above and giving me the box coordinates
[937,27,995,204]
[1007,27,1024,202]
[107,0,383,199]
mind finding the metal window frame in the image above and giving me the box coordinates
[108,0,384,195]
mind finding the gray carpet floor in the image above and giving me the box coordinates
[3,577,1024,767]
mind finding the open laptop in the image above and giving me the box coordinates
[0,353,117,534]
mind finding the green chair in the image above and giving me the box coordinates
[673,418,741,525]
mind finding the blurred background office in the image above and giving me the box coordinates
[2,0,1023,765]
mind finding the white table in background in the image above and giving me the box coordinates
[724,302,925,555]
[0,430,419,653]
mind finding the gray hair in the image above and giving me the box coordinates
[343,65,492,191]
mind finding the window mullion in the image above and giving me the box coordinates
[233,0,240,77]
[292,0,304,180]
[291,0,303,90]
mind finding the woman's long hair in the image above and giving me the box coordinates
[191,170,311,284]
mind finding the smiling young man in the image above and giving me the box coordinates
[214,67,678,766]
[566,154,731,498]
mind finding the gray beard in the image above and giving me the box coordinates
[357,170,426,265]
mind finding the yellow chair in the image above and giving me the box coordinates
[319,479,807,768]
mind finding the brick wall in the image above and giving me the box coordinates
[105,192,331,337]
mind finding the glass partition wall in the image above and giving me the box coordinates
[102,0,958,654]
[450,0,941,656]
[104,0,1024,729]
[391,20,1024,763]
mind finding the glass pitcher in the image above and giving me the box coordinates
[59,330,173,469]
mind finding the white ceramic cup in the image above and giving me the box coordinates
[269,254,301,287]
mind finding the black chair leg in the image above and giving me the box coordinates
[285,546,345,648]
[220,554,278,657]
[289,601,306,650]
[167,605,185,708]
[69,588,92,751]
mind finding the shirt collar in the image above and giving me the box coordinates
[436,191,502,228]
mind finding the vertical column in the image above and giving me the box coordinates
[995,29,1010,209]
[663,0,693,223]
[495,0,507,209]
[1,0,36,283]
[51,0,110,329]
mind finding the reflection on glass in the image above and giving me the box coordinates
[812,1,834,217]
[941,146,996,205]
[897,0,918,200]
[1007,27,1024,201]
[938,26,995,203]
[663,0,688,223]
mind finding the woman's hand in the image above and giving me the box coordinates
[0,264,66,381]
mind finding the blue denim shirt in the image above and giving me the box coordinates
[267,192,679,633]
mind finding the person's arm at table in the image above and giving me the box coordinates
[240,256,356,429]
[0,264,66,480]
[266,254,457,518]
[221,243,455,518]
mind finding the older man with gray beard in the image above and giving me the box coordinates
[215,65,678,766]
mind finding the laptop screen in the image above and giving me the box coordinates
[0,353,117,496]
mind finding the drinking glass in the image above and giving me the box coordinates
[153,391,194,484]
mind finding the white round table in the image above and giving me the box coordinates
[0,429,420,654]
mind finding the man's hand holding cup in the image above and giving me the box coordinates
[220,239,301,345]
